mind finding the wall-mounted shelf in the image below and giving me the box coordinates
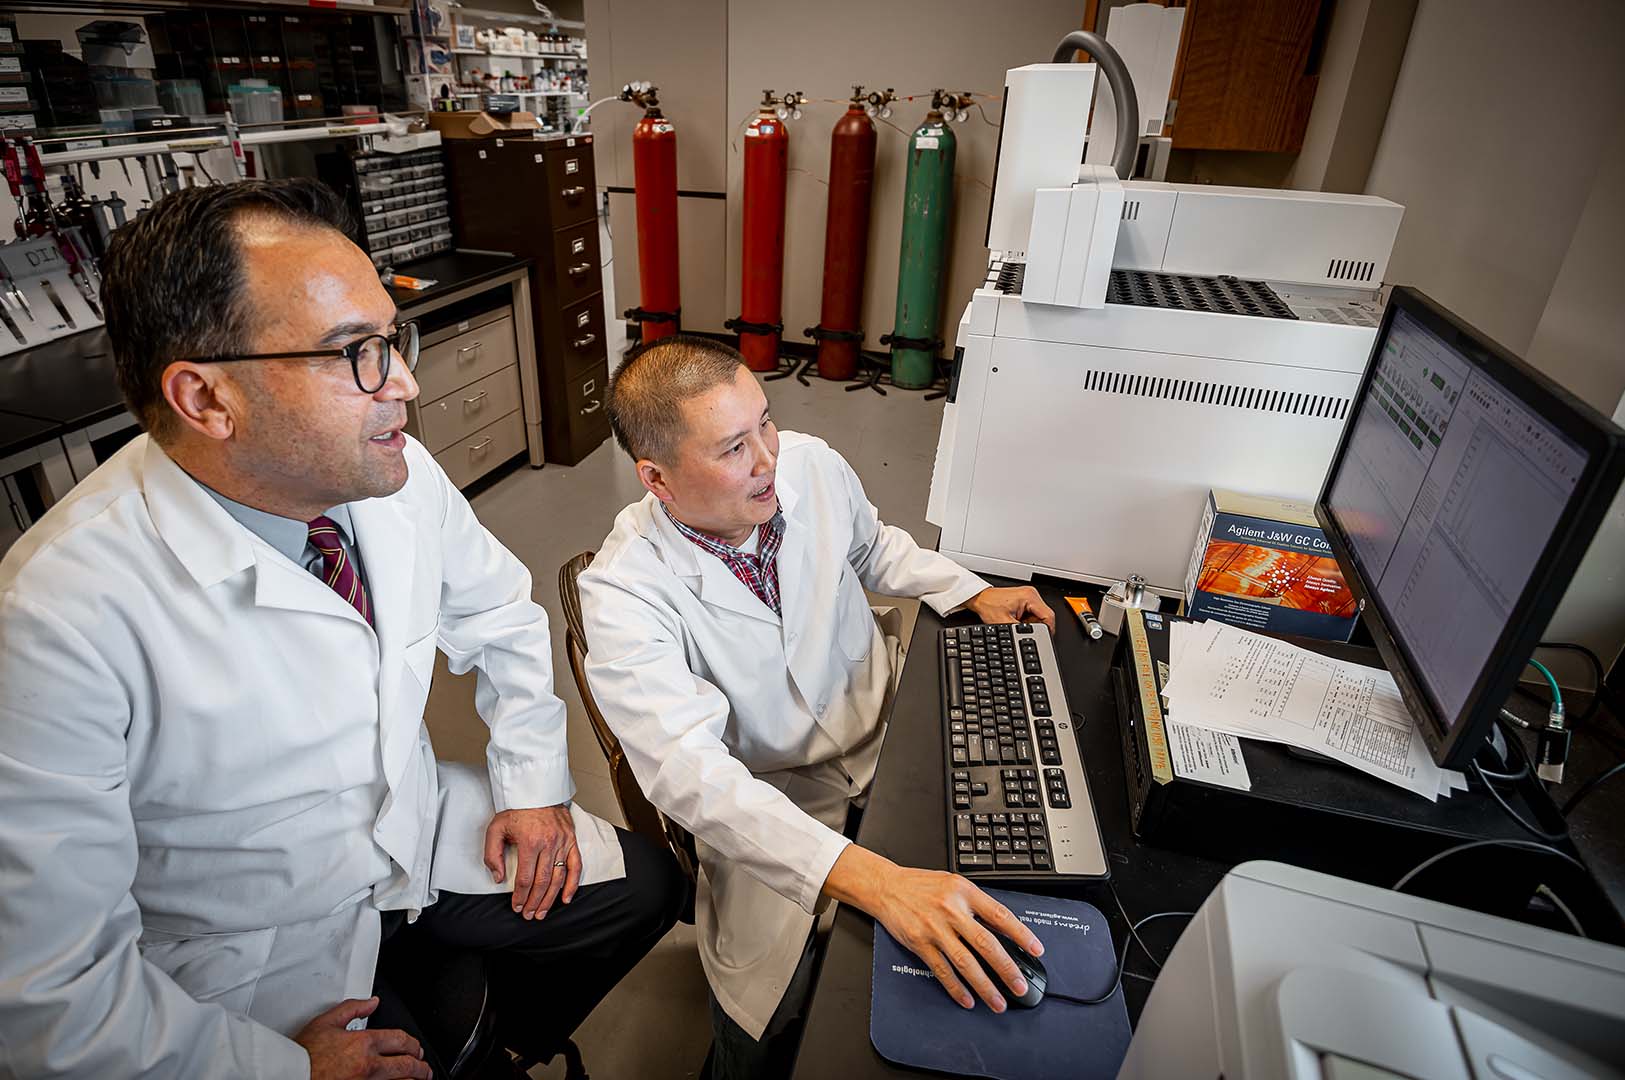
[451,49,583,61]
[452,7,584,30]
[38,118,405,166]
[6,0,410,15]
[451,89,581,99]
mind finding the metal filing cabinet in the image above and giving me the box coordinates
[404,301,531,488]
[444,134,609,466]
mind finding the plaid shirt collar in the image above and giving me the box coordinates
[663,504,786,616]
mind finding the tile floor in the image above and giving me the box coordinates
[420,220,949,1078]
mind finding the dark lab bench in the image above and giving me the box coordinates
[790,576,1625,1078]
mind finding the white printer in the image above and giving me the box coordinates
[927,60,1404,594]
[1123,861,1625,1080]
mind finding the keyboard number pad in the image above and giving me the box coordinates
[956,810,1048,871]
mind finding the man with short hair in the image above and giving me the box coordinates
[579,335,1057,1076]
[0,179,683,1079]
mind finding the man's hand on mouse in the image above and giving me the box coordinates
[822,845,1044,1012]
[965,586,1056,632]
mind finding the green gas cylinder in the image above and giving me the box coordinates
[888,110,956,389]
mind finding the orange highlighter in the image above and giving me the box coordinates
[1064,596,1104,640]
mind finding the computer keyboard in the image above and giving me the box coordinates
[939,623,1109,880]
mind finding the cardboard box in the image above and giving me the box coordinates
[425,109,539,139]
[1184,489,1358,642]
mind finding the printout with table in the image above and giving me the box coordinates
[1160,619,1467,800]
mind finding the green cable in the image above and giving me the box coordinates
[1527,659,1562,711]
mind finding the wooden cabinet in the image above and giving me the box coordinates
[445,135,612,466]
[1168,0,1327,153]
[1083,0,1329,154]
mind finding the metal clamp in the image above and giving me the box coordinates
[724,316,784,337]
[623,306,680,326]
[803,325,865,343]
[879,332,943,353]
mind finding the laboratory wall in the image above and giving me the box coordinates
[1355,0,1625,677]
[1526,120,1625,672]
[586,0,1087,346]
[1361,0,1625,360]
[1285,0,1415,194]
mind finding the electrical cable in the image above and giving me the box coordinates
[1474,717,1533,784]
[1393,838,1588,894]
[1561,760,1625,817]
[1046,909,1195,1006]
[1108,882,1163,972]
[1534,884,1586,938]
[1527,659,1562,711]
[1471,761,1569,841]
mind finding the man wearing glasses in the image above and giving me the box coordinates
[0,179,683,1079]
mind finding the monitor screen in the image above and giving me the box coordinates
[1325,308,1589,730]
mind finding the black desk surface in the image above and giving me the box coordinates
[385,251,529,311]
[0,409,63,458]
[0,251,531,460]
[0,328,125,446]
[791,575,1625,1079]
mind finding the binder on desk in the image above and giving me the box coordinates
[870,889,1130,1080]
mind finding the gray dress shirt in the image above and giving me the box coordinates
[202,485,370,596]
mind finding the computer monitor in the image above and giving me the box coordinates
[1315,286,1625,769]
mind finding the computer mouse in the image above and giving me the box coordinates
[977,928,1047,1008]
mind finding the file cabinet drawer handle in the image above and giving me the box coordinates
[580,397,602,415]
[561,185,586,198]
[463,391,489,409]
[572,332,596,349]
[456,341,482,363]
[469,436,493,455]
[567,262,592,277]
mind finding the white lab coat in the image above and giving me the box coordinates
[579,431,986,1037]
[0,434,622,1079]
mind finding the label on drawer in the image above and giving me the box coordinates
[576,310,591,327]
[571,237,585,254]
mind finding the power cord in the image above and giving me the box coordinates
[1041,886,1195,1007]
[1393,838,1587,893]
[1471,761,1569,842]
[1561,760,1625,817]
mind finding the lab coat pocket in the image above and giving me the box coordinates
[836,568,875,663]
[402,628,439,688]
[138,924,279,1016]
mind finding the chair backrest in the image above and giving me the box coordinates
[558,551,700,900]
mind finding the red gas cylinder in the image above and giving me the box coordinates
[809,90,883,380]
[731,91,796,372]
[628,87,680,343]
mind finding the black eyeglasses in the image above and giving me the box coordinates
[182,322,420,394]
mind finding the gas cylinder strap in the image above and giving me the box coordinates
[624,306,681,325]
[879,332,944,352]
[724,317,784,337]
[803,325,865,343]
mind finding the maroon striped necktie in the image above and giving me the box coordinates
[307,514,373,626]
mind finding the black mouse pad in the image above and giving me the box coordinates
[870,889,1131,1079]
